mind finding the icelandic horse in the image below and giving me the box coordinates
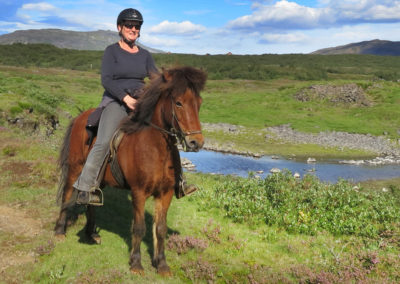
[54,66,206,275]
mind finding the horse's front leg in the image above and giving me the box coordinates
[130,193,146,275]
[85,205,101,244]
[153,189,174,276]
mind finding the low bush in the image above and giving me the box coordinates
[195,171,400,238]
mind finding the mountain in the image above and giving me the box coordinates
[0,29,164,53]
[311,39,400,56]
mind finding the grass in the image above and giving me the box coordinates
[1,64,399,159]
[0,63,400,282]
[0,130,399,283]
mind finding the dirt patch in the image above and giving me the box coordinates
[0,205,43,272]
[0,205,43,237]
[294,83,372,106]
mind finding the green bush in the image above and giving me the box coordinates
[195,171,400,238]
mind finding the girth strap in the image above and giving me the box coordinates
[90,129,127,192]
[109,129,128,188]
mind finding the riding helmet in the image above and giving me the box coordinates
[117,8,143,26]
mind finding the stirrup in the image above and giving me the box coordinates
[76,188,104,206]
[175,180,198,199]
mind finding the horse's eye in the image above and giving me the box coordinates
[175,101,183,107]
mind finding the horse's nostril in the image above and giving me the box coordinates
[189,140,198,149]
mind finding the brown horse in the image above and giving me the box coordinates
[54,66,207,275]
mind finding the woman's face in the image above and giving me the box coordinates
[118,21,141,42]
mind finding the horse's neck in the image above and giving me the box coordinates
[151,97,171,130]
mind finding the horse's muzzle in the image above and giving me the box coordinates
[184,135,204,152]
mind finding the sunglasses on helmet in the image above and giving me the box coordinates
[123,23,141,30]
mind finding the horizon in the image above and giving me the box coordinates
[0,1,399,55]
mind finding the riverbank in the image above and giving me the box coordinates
[201,122,400,165]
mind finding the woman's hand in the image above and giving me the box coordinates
[123,95,137,110]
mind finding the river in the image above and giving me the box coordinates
[180,150,400,182]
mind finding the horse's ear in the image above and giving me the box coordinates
[162,68,172,82]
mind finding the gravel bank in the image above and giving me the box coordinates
[202,123,400,164]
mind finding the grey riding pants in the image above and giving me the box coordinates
[73,102,128,192]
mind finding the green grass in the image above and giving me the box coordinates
[0,61,400,282]
[201,79,400,138]
[1,130,399,283]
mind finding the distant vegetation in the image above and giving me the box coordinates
[0,43,399,81]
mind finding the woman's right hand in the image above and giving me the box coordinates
[123,95,137,110]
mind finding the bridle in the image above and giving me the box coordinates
[148,97,202,151]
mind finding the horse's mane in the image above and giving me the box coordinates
[120,66,207,134]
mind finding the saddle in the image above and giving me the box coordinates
[93,129,127,190]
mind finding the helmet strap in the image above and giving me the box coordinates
[123,36,135,48]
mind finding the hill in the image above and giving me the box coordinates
[0,29,164,53]
[312,39,400,56]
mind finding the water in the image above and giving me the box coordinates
[180,150,400,182]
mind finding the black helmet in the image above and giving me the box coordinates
[117,8,143,26]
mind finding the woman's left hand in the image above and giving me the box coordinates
[123,95,137,110]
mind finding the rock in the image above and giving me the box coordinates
[307,157,316,163]
[256,170,264,174]
[339,159,364,165]
[270,168,281,173]
[181,158,196,170]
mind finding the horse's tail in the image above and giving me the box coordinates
[56,118,75,205]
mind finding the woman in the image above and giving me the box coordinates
[74,8,196,205]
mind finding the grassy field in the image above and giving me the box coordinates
[1,128,399,283]
[0,61,400,283]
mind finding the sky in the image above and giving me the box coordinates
[0,0,399,54]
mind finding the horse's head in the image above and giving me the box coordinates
[161,66,207,152]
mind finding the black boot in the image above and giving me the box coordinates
[76,188,103,206]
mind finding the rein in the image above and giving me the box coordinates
[147,97,202,151]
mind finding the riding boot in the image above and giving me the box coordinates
[76,188,104,206]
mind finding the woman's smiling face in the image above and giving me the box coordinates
[118,21,141,41]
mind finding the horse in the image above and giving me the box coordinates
[54,66,207,276]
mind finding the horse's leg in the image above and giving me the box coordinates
[85,205,101,244]
[129,193,146,275]
[54,167,81,237]
[153,189,174,276]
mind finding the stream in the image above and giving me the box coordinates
[180,150,400,182]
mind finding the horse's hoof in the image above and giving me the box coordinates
[54,233,66,241]
[157,265,172,277]
[90,233,101,244]
[130,267,145,276]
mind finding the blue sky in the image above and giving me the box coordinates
[0,0,399,54]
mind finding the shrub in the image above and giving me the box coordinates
[195,171,400,238]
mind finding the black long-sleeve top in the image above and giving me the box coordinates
[100,43,158,106]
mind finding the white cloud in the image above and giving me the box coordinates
[21,2,56,11]
[149,20,206,36]
[228,0,400,31]
[140,34,180,47]
[261,32,309,43]
[228,0,333,30]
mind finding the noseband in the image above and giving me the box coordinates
[148,97,202,151]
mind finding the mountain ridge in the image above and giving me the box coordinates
[0,29,164,53]
[311,39,400,56]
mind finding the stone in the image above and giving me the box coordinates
[270,168,281,173]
